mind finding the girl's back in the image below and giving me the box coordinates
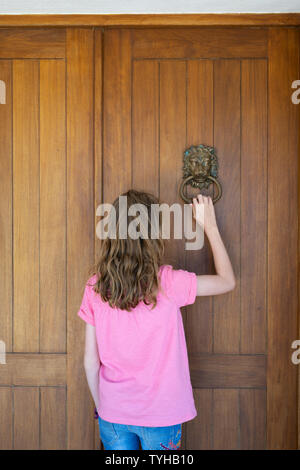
[78,263,197,426]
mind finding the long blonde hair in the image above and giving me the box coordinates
[89,189,165,311]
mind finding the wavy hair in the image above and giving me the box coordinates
[89,189,165,311]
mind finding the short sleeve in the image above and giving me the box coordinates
[162,264,197,307]
[77,281,95,326]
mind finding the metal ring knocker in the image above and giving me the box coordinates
[179,144,222,205]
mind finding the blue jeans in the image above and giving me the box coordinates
[98,416,182,450]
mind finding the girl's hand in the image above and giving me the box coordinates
[191,194,218,234]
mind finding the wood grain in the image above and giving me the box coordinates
[0,354,66,386]
[94,28,103,450]
[267,27,299,450]
[14,387,39,449]
[39,59,66,353]
[13,60,40,352]
[240,389,266,449]
[94,27,103,274]
[103,29,132,201]
[132,28,267,59]
[132,59,159,196]
[0,387,13,449]
[213,59,241,354]
[0,28,65,58]
[0,23,298,450]
[66,28,95,449]
[0,14,299,27]
[185,389,213,449]
[213,389,239,449]
[40,387,66,449]
[0,61,12,352]
[299,25,300,452]
[240,59,267,353]
[159,59,186,269]
[190,354,266,388]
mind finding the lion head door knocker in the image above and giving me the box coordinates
[179,144,222,204]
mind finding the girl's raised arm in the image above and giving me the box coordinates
[191,194,236,296]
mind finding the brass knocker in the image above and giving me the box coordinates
[179,144,222,204]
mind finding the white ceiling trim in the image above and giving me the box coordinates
[0,0,299,14]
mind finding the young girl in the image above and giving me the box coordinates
[77,189,235,450]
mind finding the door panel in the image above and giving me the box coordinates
[102,27,299,449]
[0,25,298,450]
[66,27,95,450]
[267,27,299,450]
[0,52,67,448]
[240,60,267,355]
[40,59,66,353]
[13,59,40,353]
[131,28,268,58]
[0,28,65,58]
[0,28,95,449]
[212,59,241,355]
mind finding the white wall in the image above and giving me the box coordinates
[0,0,299,14]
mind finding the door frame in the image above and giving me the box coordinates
[0,13,299,26]
[0,13,299,450]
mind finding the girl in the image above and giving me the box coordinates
[77,189,235,450]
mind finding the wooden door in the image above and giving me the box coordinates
[0,25,298,451]
[0,27,96,449]
[101,27,299,449]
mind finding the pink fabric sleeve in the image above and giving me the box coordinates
[163,264,197,307]
[77,282,95,326]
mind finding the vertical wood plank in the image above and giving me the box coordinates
[185,389,213,450]
[94,28,103,450]
[132,60,159,196]
[267,27,299,450]
[94,27,103,269]
[186,59,214,355]
[241,59,267,353]
[240,389,266,449]
[213,389,239,449]
[0,387,13,449]
[40,387,66,449]
[66,28,95,449]
[159,60,186,269]
[0,61,12,352]
[14,387,39,449]
[40,60,66,353]
[13,60,39,352]
[213,60,241,354]
[299,24,300,452]
[103,29,132,201]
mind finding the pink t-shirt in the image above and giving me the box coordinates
[77,264,198,426]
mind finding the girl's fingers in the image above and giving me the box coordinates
[192,198,197,216]
[195,194,214,205]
